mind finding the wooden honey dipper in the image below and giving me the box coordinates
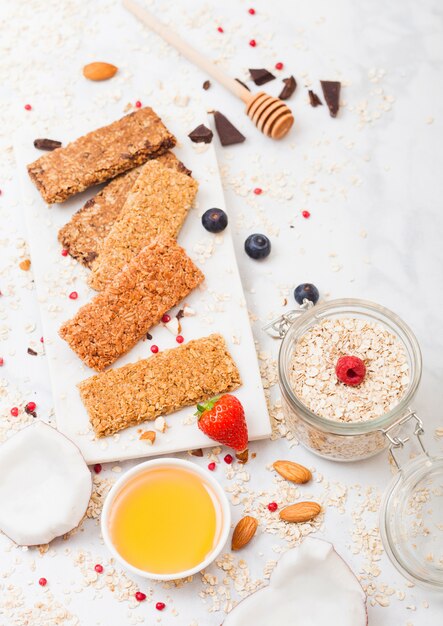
[123,0,294,139]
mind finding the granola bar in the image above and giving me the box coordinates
[27,107,176,204]
[78,334,242,437]
[57,152,191,267]
[59,237,204,371]
[88,160,198,291]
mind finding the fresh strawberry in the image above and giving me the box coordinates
[196,394,248,451]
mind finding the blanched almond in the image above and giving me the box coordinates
[231,515,258,551]
[279,502,321,523]
[139,430,156,444]
[83,62,118,81]
[273,460,311,484]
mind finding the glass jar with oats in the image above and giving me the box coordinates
[268,299,422,462]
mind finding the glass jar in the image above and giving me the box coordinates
[268,299,422,462]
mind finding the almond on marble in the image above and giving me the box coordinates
[279,502,321,523]
[231,515,258,551]
[273,460,312,484]
[83,62,118,81]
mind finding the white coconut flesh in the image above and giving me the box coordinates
[223,537,367,626]
[0,421,92,546]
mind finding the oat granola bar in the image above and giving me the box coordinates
[27,107,176,204]
[78,334,242,437]
[57,152,191,267]
[88,160,198,291]
[59,237,204,371]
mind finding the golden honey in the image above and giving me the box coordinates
[108,466,222,574]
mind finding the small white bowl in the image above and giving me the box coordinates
[101,457,231,580]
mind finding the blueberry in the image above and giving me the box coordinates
[244,233,271,260]
[202,208,228,233]
[294,283,319,305]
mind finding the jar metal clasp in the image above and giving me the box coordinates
[381,410,428,470]
[263,301,314,338]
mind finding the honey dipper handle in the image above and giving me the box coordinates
[123,0,251,103]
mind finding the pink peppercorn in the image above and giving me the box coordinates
[302,210,311,219]
[253,187,262,195]
[135,591,147,602]
[161,314,170,323]
[94,564,104,573]
[208,462,216,471]
[135,100,142,108]
[0,357,4,366]
[249,39,257,47]
[176,335,184,344]
[69,291,78,300]
[24,104,32,111]
[26,401,36,412]
[224,454,233,464]
[93,463,102,474]
[156,602,166,611]
[151,345,159,354]
[38,578,47,587]
[10,407,19,417]
[217,26,224,33]
[248,8,256,15]
[267,502,278,512]
[61,249,68,256]
[275,62,284,70]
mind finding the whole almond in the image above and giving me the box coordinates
[83,62,118,81]
[279,502,321,523]
[273,460,312,484]
[231,515,258,551]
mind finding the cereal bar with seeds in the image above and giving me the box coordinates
[59,237,204,371]
[27,107,176,204]
[57,152,192,267]
[78,334,242,437]
[87,160,198,291]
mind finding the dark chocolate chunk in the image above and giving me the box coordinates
[176,309,184,320]
[320,80,341,117]
[235,78,250,92]
[189,448,204,457]
[308,90,323,107]
[213,112,246,147]
[33,138,62,151]
[249,68,276,86]
[203,80,211,90]
[27,347,37,356]
[188,124,213,144]
[279,76,297,100]
[146,332,153,340]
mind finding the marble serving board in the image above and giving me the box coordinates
[14,110,271,464]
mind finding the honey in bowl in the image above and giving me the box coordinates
[107,465,223,575]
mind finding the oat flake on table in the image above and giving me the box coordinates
[290,317,410,422]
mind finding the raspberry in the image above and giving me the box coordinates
[335,356,366,386]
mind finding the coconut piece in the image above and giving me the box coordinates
[0,422,92,546]
[223,537,367,626]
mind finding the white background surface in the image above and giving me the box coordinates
[0,0,443,624]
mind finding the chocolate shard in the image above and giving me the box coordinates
[235,78,250,92]
[33,138,62,151]
[202,80,211,90]
[308,90,323,107]
[320,80,341,117]
[279,76,297,100]
[27,347,38,356]
[213,112,246,147]
[188,124,213,144]
[249,68,276,86]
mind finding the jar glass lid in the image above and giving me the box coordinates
[381,454,443,590]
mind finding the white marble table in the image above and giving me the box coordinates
[0,0,442,624]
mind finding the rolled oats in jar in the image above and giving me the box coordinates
[276,299,422,461]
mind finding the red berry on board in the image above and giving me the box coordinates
[267,502,278,512]
[302,210,311,219]
[253,187,262,195]
[40,337,44,343]
[217,26,224,33]
[150,345,159,354]
[0,357,4,366]
[93,463,102,474]
[61,249,68,256]
[135,591,147,602]
[208,462,216,471]
[275,62,284,70]
[10,407,19,417]
[69,291,78,300]
[196,394,249,451]
[94,564,104,573]
[161,314,170,323]
[135,100,142,108]
[176,335,184,344]
[156,602,166,611]
[249,39,257,47]
[38,577,47,586]
[224,453,233,464]
[24,104,32,111]
[248,8,256,14]
[335,356,366,386]
[26,401,36,412]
